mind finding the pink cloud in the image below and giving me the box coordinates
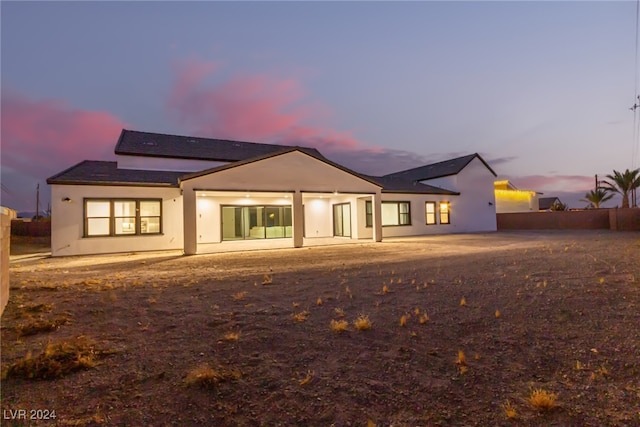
[1,90,128,179]
[166,58,365,153]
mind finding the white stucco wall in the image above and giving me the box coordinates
[180,151,381,194]
[116,154,226,172]
[50,185,183,256]
[303,197,332,238]
[379,193,457,237]
[449,157,497,232]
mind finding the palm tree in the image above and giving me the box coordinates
[580,188,614,209]
[550,200,568,211]
[602,169,640,208]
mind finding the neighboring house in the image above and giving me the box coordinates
[539,197,562,211]
[494,180,541,213]
[47,130,498,256]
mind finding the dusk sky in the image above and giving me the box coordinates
[2,1,639,212]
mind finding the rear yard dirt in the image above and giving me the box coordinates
[1,231,639,426]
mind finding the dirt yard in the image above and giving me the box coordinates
[2,231,639,426]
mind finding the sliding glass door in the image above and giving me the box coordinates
[221,205,292,241]
[333,203,351,237]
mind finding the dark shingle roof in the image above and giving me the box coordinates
[383,153,497,182]
[47,161,185,187]
[538,197,561,210]
[365,175,459,195]
[114,129,321,162]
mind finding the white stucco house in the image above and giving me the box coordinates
[47,130,497,256]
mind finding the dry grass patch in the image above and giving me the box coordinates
[330,319,349,333]
[399,315,408,327]
[231,291,248,301]
[22,303,54,313]
[528,388,557,411]
[298,369,314,386]
[334,307,345,318]
[460,297,467,307]
[456,350,467,366]
[353,314,372,331]
[185,363,241,389]
[16,315,71,337]
[224,332,240,341]
[419,313,429,324]
[292,310,310,323]
[3,336,114,380]
[503,400,517,419]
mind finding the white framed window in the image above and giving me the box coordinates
[85,199,162,237]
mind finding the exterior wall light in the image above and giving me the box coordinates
[62,197,72,202]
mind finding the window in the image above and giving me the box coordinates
[333,203,351,237]
[365,201,373,227]
[381,202,411,226]
[439,202,450,224]
[425,202,436,225]
[85,199,162,237]
[221,205,292,240]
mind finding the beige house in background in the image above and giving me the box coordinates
[47,130,498,256]
[494,180,541,213]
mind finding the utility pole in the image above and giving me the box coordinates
[36,183,40,221]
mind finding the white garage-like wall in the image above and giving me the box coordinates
[450,157,497,232]
[379,193,457,238]
[50,185,183,256]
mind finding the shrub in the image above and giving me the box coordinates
[3,337,114,380]
[354,314,372,331]
[330,319,349,333]
[528,388,557,411]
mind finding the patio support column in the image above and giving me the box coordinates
[183,188,197,255]
[373,191,383,242]
[292,190,303,248]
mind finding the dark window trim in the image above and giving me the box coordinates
[425,201,436,225]
[84,198,163,237]
[382,201,411,227]
[365,200,373,228]
[439,201,451,225]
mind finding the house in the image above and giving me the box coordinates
[47,130,498,256]
[494,180,541,213]
[538,197,563,211]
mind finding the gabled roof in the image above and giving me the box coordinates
[538,197,561,210]
[366,175,459,195]
[46,161,185,187]
[114,129,320,162]
[383,153,497,182]
[180,146,383,188]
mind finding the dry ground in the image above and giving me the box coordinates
[2,231,639,426]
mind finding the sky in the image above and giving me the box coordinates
[2,1,639,212]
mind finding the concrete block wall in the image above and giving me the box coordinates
[1,207,16,316]
[497,208,640,231]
